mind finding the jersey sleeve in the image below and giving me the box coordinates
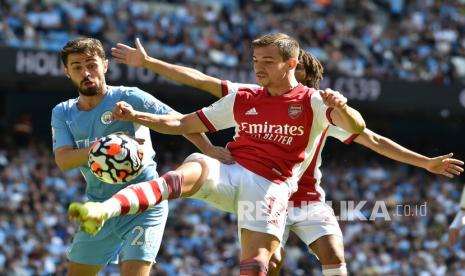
[196,93,237,132]
[310,91,333,129]
[51,104,75,152]
[327,125,359,144]
[221,80,260,96]
[126,88,173,115]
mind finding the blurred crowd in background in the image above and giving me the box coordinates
[2,0,465,275]
[1,0,465,82]
[1,130,465,275]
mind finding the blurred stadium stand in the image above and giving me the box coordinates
[1,0,465,82]
[1,0,465,275]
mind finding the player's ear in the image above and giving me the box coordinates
[63,67,70,78]
[103,59,109,74]
[288,58,298,70]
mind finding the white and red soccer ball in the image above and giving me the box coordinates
[88,134,144,184]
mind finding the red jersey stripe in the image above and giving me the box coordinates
[344,133,359,144]
[290,125,330,205]
[326,107,334,125]
[221,80,229,97]
[196,110,217,132]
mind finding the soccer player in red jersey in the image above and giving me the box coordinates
[109,38,463,275]
[69,33,366,276]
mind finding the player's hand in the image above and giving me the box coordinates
[112,101,137,122]
[204,146,234,164]
[425,153,464,178]
[319,88,347,109]
[111,37,147,67]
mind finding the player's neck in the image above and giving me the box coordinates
[77,85,108,111]
[267,79,299,96]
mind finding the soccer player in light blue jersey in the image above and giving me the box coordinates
[51,38,231,276]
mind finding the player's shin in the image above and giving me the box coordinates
[102,171,184,218]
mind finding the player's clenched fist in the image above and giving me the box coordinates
[319,88,347,109]
[112,101,137,121]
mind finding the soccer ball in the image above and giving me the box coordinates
[88,134,144,184]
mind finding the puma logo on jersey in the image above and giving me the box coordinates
[245,108,258,115]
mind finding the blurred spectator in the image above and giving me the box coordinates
[12,113,33,148]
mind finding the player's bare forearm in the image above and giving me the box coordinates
[355,129,464,178]
[54,146,89,171]
[132,111,208,135]
[355,129,429,168]
[132,111,184,134]
[143,56,222,98]
[331,105,365,134]
[183,133,213,153]
[183,133,234,164]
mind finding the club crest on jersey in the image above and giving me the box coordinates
[288,104,303,119]
[101,111,113,125]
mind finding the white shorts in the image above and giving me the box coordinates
[185,153,291,241]
[282,201,342,249]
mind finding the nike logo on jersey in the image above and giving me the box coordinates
[245,108,258,115]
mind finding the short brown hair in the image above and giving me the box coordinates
[299,50,324,89]
[252,33,300,61]
[61,38,106,67]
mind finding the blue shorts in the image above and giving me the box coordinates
[68,201,168,266]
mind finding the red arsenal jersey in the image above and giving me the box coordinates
[289,125,358,205]
[220,80,360,205]
[197,83,333,184]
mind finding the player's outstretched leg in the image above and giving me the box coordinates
[68,161,207,235]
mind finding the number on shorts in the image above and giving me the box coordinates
[131,226,145,246]
[131,226,157,247]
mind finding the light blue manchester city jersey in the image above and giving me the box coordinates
[51,86,172,201]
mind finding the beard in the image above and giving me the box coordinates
[73,78,103,96]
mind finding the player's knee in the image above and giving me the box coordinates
[268,249,284,276]
[319,250,345,268]
[325,248,345,265]
[179,153,210,196]
[321,263,347,276]
[182,153,209,180]
[183,152,205,163]
[315,238,345,265]
[269,253,282,269]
